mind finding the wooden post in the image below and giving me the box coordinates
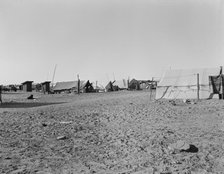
[127,77,129,90]
[220,66,223,99]
[220,67,222,99]
[77,74,80,94]
[152,77,154,89]
[0,85,2,104]
[197,73,200,100]
[150,77,154,100]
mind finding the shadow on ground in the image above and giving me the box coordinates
[0,102,66,108]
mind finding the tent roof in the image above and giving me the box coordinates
[91,82,105,90]
[113,79,128,88]
[158,68,220,87]
[95,85,105,90]
[41,81,51,85]
[156,67,222,99]
[105,81,113,90]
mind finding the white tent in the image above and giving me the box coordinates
[113,79,128,89]
[155,67,221,99]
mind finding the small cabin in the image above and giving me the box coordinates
[128,79,140,90]
[41,81,51,94]
[21,81,33,92]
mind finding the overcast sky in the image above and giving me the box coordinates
[0,0,224,85]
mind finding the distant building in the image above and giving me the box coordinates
[35,83,42,92]
[128,79,155,90]
[21,81,33,92]
[113,79,128,90]
[41,81,51,94]
[128,79,140,90]
[53,80,94,93]
[105,79,128,92]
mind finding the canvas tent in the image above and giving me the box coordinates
[82,80,94,93]
[94,85,105,92]
[113,79,128,90]
[91,82,105,92]
[53,80,93,93]
[156,67,221,99]
[105,81,115,92]
[105,79,128,92]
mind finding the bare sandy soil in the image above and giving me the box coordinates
[0,91,224,174]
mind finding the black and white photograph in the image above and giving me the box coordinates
[0,0,224,173]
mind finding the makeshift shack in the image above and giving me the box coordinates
[22,81,33,92]
[128,79,140,90]
[209,74,224,99]
[41,81,51,94]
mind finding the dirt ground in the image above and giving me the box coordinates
[0,91,224,174]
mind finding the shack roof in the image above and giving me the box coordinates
[53,81,86,91]
[41,81,51,85]
[22,81,33,85]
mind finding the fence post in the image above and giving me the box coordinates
[221,66,223,99]
[197,73,200,100]
[127,78,129,90]
[150,77,154,100]
[77,74,80,94]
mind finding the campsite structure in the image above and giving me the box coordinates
[155,67,222,99]
[53,80,94,94]
[139,80,157,90]
[128,79,140,90]
[81,80,94,93]
[41,81,51,94]
[209,68,224,99]
[92,81,105,92]
[94,85,105,92]
[0,85,2,104]
[128,79,157,90]
[105,79,128,92]
[113,79,128,90]
[21,81,33,92]
[105,81,114,92]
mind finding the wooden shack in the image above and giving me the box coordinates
[128,79,140,90]
[22,81,33,92]
[41,81,51,94]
